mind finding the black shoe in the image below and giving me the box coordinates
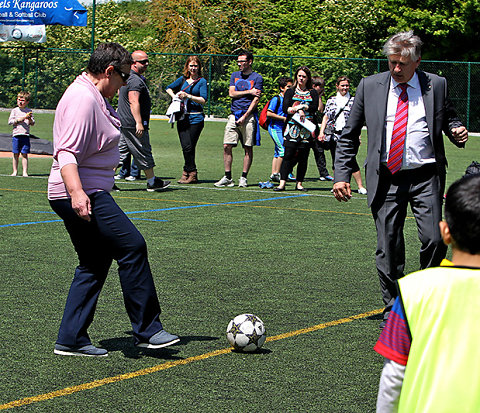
[295,185,307,192]
[112,184,121,192]
[147,178,171,192]
[274,186,285,192]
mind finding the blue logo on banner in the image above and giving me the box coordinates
[0,0,87,27]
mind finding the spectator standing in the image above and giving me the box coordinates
[9,91,35,177]
[214,50,263,188]
[166,56,208,184]
[117,50,170,191]
[319,76,367,194]
[267,76,293,183]
[311,76,333,181]
[274,66,319,192]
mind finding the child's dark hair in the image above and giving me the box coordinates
[445,174,480,254]
[312,76,325,87]
[277,76,293,89]
[18,91,31,101]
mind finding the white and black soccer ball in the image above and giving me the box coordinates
[226,313,266,352]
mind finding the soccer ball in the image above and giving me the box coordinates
[226,313,266,352]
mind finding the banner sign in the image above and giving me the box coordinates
[0,0,87,27]
[0,23,46,42]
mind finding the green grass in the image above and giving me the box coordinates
[0,113,477,411]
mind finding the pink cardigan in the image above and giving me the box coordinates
[48,73,121,200]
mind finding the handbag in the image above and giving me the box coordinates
[324,97,352,136]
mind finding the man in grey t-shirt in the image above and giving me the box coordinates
[117,50,170,191]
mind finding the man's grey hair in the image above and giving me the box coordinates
[382,31,423,61]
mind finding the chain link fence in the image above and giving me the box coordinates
[1,47,479,131]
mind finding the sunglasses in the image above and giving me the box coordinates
[114,67,130,82]
[135,59,149,65]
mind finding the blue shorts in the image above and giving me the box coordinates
[268,126,284,158]
[12,135,31,154]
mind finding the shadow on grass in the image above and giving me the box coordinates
[99,334,219,359]
[99,337,182,360]
[366,313,383,321]
[231,347,272,355]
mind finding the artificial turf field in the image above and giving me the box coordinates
[0,112,476,412]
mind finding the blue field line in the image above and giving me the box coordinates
[0,219,63,228]
[125,194,309,215]
[1,194,307,228]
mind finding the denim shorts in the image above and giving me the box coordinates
[12,135,30,154]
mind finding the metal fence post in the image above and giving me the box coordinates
[467,62,471,130]
[208,54,212,117]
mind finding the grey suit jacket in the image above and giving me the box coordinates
[334,70,464,206]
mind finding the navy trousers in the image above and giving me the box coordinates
[50,191,164,346]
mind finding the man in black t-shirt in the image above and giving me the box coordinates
[117,50,170,191]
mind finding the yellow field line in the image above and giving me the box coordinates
[0,308,382,410]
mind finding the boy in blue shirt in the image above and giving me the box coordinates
[267,76,293,182]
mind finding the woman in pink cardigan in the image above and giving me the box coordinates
[48,43,179,357]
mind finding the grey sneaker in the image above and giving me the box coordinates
[147,178,171,192]
[214,176,234,187]
[136,330,180,349]
[54,344,108,357]
[238,177,248,187]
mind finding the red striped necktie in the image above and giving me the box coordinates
[387,83,408,174]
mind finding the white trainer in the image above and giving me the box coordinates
[358,187,367,195]
[238,177,248,188]
[214,176,234,187]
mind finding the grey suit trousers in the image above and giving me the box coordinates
[371,164,447,319]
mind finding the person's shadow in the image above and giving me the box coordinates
[99,333,218,359]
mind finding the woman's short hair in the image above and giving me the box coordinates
[294,66,312,90]
[336,76,350,86]
[382,31,423,61]
[183,56,203,78]
[87,42,133,75]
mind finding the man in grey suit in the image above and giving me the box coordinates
[333,31,468,327]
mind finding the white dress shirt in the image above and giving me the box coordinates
[382,73,435,169]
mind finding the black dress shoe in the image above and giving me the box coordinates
[274,186,285,192]
[295,186,307,192]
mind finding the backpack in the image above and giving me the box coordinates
[464,161,480,177]
[259,96,281,130]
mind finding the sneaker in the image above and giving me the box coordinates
[147,178,171,192]
[287,173,296,182]
[54,344,108,357]
[358,187,368,195]
[112,184,121,192]
[270,173,280,183]
[114,174,124,180]
[136,330,180,349]
[320,175,334,181]
[125,175,137,181]
[238,177,248,187]
[214,176,234,187]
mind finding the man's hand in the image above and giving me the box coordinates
[235,114,247,126]
[250,88,262,98]
[333,182,352,202]
[451,126,468,144]
[135,122,144,137]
